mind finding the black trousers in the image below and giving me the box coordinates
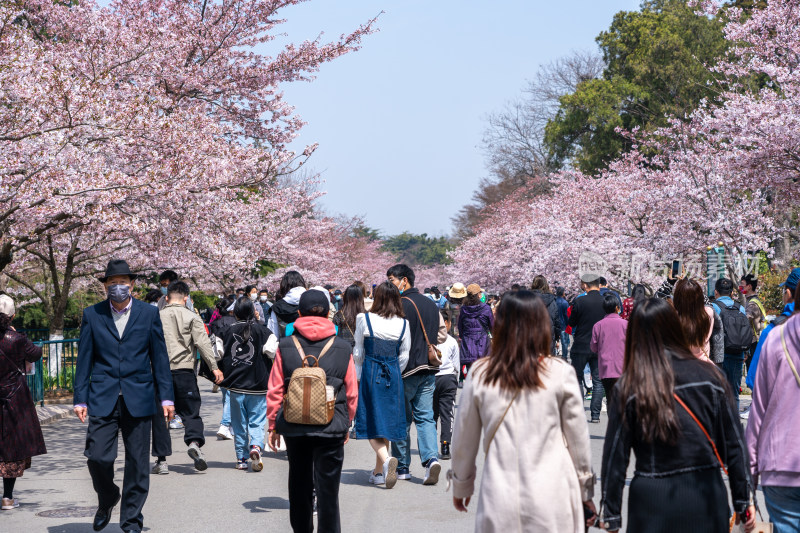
[151,387,172,458]
[84,396,151,532]
[171,369,205,447]
[601,378,619,409]
[433,374,457,443]
[284,436,345,533]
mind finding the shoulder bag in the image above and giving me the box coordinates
[779,325,800,388]
[673,392,771,533]
[402,297,442,367]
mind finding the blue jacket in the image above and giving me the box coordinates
[711,296,746,316]
[74,299,174,418]
[745,302,794,391]
[556,297,569,332]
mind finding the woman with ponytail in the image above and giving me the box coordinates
[600,298,755,533]
[218,297,277,471]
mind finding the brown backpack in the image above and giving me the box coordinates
[282,336,336,425]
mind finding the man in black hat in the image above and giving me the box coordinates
[73,259,175,533]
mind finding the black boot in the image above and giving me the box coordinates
[440,441,451,460]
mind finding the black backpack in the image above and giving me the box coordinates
[716,301,752,354]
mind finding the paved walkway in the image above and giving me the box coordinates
[4,380,763,532]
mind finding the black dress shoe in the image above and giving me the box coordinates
[440,441,451,460]
[93,492,121,531]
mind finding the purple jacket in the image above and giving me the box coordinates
[590,313,627,379]
[457,303,494,364]
[746,315,800,487]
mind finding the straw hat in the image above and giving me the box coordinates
[448,283,467,299]
[466,283,482,296]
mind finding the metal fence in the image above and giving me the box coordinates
[19,328,80,342]
[27,338,80,406]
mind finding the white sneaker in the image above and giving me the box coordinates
[216,425,233,440]
[1,498,19,510]
[423,460,441,486]
[383,457,398,489]
[740,407,750,420]
[369,472,385,485]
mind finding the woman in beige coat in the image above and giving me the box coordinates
[449,290,597,532]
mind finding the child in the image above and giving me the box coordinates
[434,310,460,460]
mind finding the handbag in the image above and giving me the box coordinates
[402,297,442,367]
[673,392,772,533]
[779,324,800,387]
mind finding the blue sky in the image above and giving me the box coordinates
[275,0,642,237]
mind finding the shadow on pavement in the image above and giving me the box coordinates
[242,496,289,513]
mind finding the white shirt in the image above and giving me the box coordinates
[353,313,411,381]
[436,334,460,377]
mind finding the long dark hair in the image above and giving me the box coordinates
[277,271,306,300]
[370,281,404,319]
[340,285,366,330]
[233,297,255,342]
[481,290,550,391]
[673,278,711,349]
[618,298,694,444]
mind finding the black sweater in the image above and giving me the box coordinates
[600,355,752,531]
[568,290,606,354]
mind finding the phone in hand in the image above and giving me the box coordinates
[671,259,682,279]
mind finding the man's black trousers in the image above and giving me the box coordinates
[433,374,457,443]
[284,435,345,533]
[84,396,151,532]
[171,369,205,447]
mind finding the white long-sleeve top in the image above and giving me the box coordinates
[352,312,411,381]
[436,334,460,377]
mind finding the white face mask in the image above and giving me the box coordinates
[259,296,268,302]
[249,293,258,301]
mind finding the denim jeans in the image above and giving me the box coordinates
[391,373,438,470]
[722,353,745,409]
[560,331,571,361]
[230,392,267,459]
[763,486,800,533]
[220,388,231,427]
[570,352,603,420]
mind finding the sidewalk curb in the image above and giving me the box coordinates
[36,404,74,426]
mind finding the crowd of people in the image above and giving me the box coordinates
[0,259,798,533]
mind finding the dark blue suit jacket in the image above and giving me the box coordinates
[74,299,174,418]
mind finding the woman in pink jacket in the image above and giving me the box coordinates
[746,312,800,533]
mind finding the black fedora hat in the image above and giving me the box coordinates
[99,259,138,282]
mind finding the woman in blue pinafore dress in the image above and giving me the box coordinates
[353,281,411,489]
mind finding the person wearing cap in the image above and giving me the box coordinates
[568,273,607,423]
[267,289,358,533]
[73,259,175,533]
[745,267,800,394]
[457,283,494,386]
[448,283,468,338]
[0,294,46,512]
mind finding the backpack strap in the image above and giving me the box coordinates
[291,336,336,368]
[365,313,375,338]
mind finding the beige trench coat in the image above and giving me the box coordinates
[449,357,594,533]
